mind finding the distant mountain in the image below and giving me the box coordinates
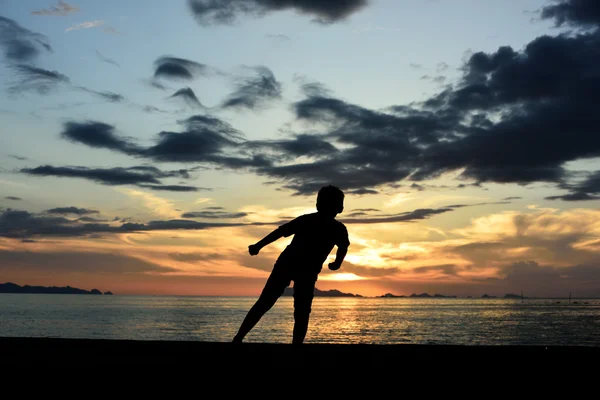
[380,293,406,298]
[409,293,457,298]
[0,282,108,295]
[282,287,362,297]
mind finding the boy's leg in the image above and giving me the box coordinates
[233,265,290,343]
[291,277,316,345]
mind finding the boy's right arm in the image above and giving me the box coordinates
[328,245,348,270]
[249,228,284,255]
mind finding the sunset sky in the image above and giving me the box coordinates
[2,0,600,298]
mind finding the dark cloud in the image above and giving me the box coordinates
[409,63,423,69]
[0,249,176,274]
[346,188,379,195]
[339,207,454,224]
[413,264,460,276]
[169,87,203,108]
[252,19,600,195]
[246,134,338,160]
[0,16,52,62]
[20,165,199,191]
[540,0,600,29]
[153,56,209,81]
[96,50,120,67]
[7,64,69,94]
[5,196,22,201]
[61,121,143,155]
[503,197,522,200]
[138,184,206,192]
[181,210,248,219]
[31,1,80,16]
[546,171,600,201]
[188,0,369,25]
[75,86,125,102]
[56,116,271,170]
[0,209,246,239]
[45,207,99,215]
[222,66,282,111]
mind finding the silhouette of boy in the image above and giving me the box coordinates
[232,185,350,345]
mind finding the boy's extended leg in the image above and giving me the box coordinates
[292,278,316,345]
[232,266,290,343]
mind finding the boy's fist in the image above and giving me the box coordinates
[248,244,260,256]
[328,262,341,271]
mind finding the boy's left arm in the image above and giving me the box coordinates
[329,224,350,271]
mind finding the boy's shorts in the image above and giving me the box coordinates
[261,260,318,313]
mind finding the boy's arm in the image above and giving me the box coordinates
[328,245,348,271]
[248,228,284,255]
[329,224,350,270]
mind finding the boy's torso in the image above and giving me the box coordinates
[276,212,347,273]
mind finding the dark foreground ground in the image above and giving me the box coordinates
[2,336,599,369]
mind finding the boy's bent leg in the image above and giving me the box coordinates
[292,277,316,345]
[233,266,290,343]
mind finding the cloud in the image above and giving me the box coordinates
[32,1,80,16]
[181,210,248,219]
[0,16,52,62]
[75,86,125,102]
[7,64,70,94]
[0,208,250,239]
[65,20,105,32]
[5,196,22,201]
[61,121,143,155]
[59,116,269,168]
[138,184,207,192]
[188,0,369,25]
[168,87,204,108]
[340,207,455,224]
[540,0,600,29]
[153,56,210,81]
[45,207,99,215]
[221,66,282,111]
[20,165,201,192]
[266,33,291,41]
[546,170,600,201]
[0,249,176,275]
[248,11,600,195]
[96,50,120,68]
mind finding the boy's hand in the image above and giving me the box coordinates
[248,244,260,256]
[328,262,341,271]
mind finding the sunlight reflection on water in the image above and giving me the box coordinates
[1,294,599,346]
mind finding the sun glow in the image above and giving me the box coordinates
[321,273,365,281]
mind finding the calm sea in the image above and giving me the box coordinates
[1,294,599,346]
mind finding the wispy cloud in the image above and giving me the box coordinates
[96,50,120,68]
[0,16,52,63]
[65,20,117,34]
[65,20,105,32]
[32,1,80,16]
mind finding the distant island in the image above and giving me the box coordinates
[381,292,529,299]
[282,287,363,297]
[380,293,457,298]
[0,282,113,295]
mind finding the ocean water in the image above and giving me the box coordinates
[1,294,599,346]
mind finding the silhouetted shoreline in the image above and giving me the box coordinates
[0,282,113,295]
[1,336,598,369]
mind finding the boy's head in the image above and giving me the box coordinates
[316,185,345,216]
